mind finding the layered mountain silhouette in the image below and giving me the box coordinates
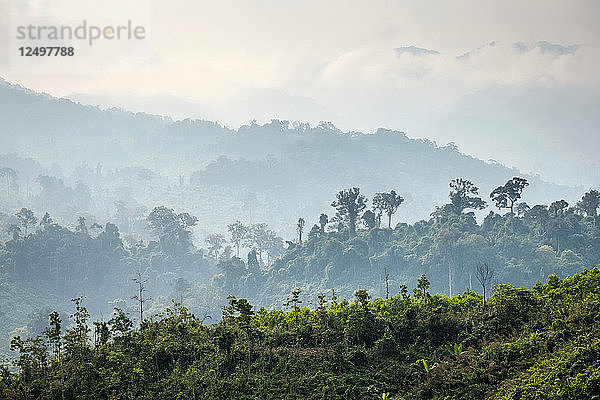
[0,76,582,238]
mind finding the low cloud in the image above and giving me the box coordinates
[395,46,440,56]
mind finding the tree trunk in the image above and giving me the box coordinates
[448,263,453,297]
[247,336,251,376]
[385,270,389,299]
[483,285,486,309]
[349,214,356,237]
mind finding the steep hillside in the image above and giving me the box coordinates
[2,269,600,399]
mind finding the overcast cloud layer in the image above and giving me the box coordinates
[1,0,599,185]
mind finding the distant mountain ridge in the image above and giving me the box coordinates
[0,77,584,238]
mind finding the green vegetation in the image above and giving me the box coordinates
[1,178,599,358]
[2,269,600,399]
[1,60,599,399]
[1,164,599,398]
[251,182,600,307]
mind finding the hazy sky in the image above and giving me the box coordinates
[1,0,599,184]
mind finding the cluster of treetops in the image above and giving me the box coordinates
[1,176,599,397]
[3,175,599,255]
[213,177,600,304]
[197,177,600,273]
[294,177,598,241]
[2,266,600,399]
[2,176,599,301]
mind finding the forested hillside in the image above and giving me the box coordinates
[2,0,598,395]
[1,75,600,399]
[1,176,598,360]
[217,181,600,311]
[0,77,581,240]
[2,268,600,399]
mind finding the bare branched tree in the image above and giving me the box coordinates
[475,262,495,309]
[132,268,151,328]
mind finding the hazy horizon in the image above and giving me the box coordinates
[1,0,599,186]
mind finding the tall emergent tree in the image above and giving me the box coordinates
[332,187,367,237]
[297,218,305,244]
[449,179,486,214]
[384,190,404,228]
[227,221,248,257]
[247,223,269,261]
[372,193,385,228]
[490,177,529,214]
[415,274,430,298]
[577,190,600,218]
[15,208,37,236]
[319,213,328,234]
[206,233,226,262]
[372,191,404,228]
[147,206,198,255]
